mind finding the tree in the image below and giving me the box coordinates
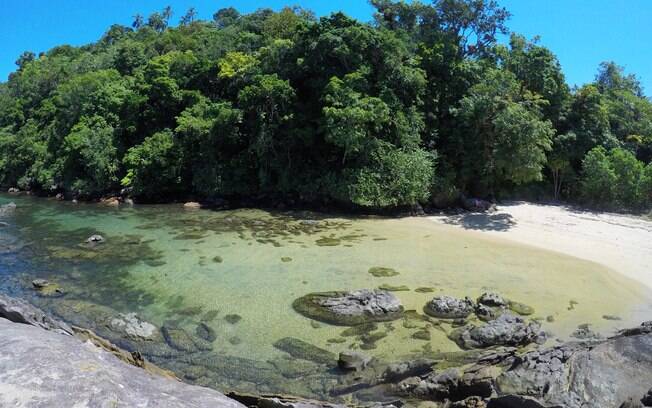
[162,6,173,25]
[147,12,167,32]
[132,14,144,29]
[213,7,241,28]
[180,7,197,26]
[580,147,616,207]
[456,68,554,195]
[15,51,35,70]
[122,129,182,198]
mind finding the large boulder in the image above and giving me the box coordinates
[0,318,244,408]
[425,295,475,319]
[293,289,404,326]
[450,313,543,349]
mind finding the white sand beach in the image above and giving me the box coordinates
[429,202,652,290]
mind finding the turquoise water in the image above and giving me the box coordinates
[1,193,650,401]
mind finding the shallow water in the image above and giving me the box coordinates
[1,194,650,401]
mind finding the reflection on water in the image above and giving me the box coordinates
[0,193,650,402]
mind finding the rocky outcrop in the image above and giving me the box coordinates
[390,322,652,408]
[0,318,244,408]
[293,289,404,326]
[425,295,475,319]
[449,313,544,349]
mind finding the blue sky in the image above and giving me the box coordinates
[1,0,651,94]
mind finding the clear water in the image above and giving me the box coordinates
[1,193,650,401]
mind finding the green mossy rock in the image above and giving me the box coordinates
[368,267,399,277]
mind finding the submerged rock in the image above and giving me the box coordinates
[368,267,400,277]
[338,351,372,371]
[162,322,213,353]
[293,289,404,326]
[195,322,217,342]
[109,313,158,341]
[31,279,64,297]
[425,296,475,319]
[273,337,336,365]
[450,313,543,349]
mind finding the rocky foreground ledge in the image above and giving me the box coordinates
[1,292,652,408]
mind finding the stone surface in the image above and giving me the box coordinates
[0,294,72,335]
[450,313,543,349]
[85,234,105,244]
[293,289,404,326]
[109,312,158,341]
[338,351,372,371]
[0,318,244,408]
[477,293,507,307]
[425,295,475,319]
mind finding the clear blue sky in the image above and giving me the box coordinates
[1,0,651,94]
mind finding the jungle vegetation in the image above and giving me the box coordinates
[1,1,651,211]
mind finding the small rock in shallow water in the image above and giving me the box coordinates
[85,235,105,245]
[425,295,475,319]
[281,257,292,263]
[273,337,335,365]
[379,284,410,292]
[195,323,217,342]
[184,202,201,209]
[338,351,372,371]
[368,267,400,277]
[477,292,507,307]
[213,256,223,263]
[450,313,543,349]
[225,314,242,324]
[603,315,622,321]
[32,279,50,289]
[415,287,436,293]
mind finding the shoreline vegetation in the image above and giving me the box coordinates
[0,1,651,213]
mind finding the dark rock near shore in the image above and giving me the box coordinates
[293,289,404,326]
[425,295,475,319]
[450,313,543,349]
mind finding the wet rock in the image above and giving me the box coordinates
[100,197,120,206]
[109,313,158,341]
[425,296,475,319]
[412,328,432,341]
[31,279,64,297]
[195,322,217,342]
[213,256,223,263]
[450,313,543,349]
[32,279,50,289]
[56,193,65,201]
[603,314,622,321]
[162,323,213,353]
[0,294,73,335]
[415,287,436,293]
[338,351,372,371]
[85,234,105,245]
[273,337,336,365]
[0,318,244,408]
[477,292,507,307]
[7,187,20,193]
[383,359,435,382]
[570,323,602,340]
[379,284,410,292]
[293,290,404,326]
[184,202,202,209]
[475,304,502,322]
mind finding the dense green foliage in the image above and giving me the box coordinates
[1,2,651,210]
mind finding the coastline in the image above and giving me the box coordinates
[428,201,652,291]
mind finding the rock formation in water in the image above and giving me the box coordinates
[292,289,404,326]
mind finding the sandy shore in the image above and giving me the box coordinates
[429,201,652,290]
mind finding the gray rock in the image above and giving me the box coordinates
[425,295,475,319]
[496,329,652,408]
[109,313,158,341]
[477,292,508,307]
[451,313,543,349]
[32,279,50,289]
[462,197,495,212]
[642,388,652,406]
[7,187,20,193]
[0,318,244,408]
[85,234,105,244]
[319,289,402,317]
[338,351,372,371]
[0,294,72,335]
